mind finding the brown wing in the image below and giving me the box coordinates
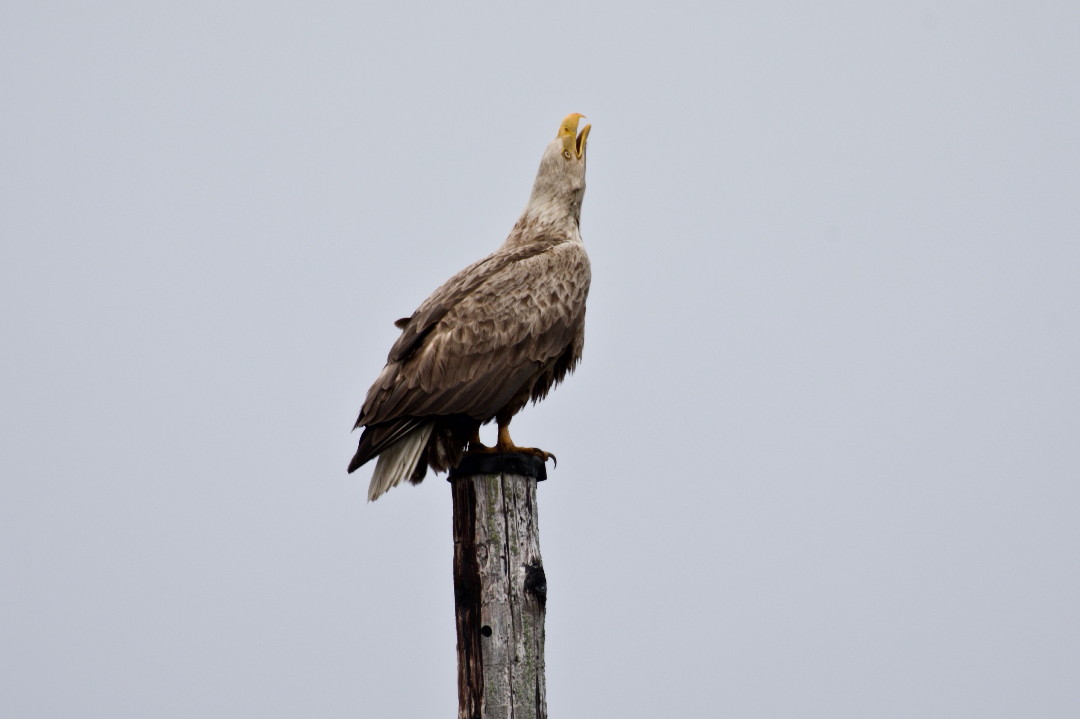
[357,239,590,434]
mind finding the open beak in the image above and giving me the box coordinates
[558,113,591,159]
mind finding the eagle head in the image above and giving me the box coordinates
[526,113,591,224]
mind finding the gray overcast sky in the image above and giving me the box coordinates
[2,1,1078,717]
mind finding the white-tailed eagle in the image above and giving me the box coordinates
[348,113,592,501]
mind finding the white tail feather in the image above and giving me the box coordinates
[367,424,433,501]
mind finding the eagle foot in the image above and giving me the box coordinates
[464,425,557,466]
[464,442,557,467]
[497,445,557,468]
[466,436,491,454]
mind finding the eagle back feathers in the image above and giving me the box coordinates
[359,237,589,430]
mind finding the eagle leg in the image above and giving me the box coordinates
[463,421,557,466]
[466,428,491,453]
[492,421,557,467]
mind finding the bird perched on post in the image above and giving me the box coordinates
[348,113,592,501]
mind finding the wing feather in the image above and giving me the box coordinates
[357,239,590,428]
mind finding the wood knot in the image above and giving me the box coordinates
[524,561,547,606]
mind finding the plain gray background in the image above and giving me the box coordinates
[3,2,1078,716]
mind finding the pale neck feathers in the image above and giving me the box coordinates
[500,138,586,249]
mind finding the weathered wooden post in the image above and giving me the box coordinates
[449,453,549,719]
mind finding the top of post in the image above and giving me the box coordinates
[449,453,549,481]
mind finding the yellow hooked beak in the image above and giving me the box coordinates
[558,113,591,159]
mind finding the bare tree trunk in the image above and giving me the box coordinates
[450,454,548,719]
